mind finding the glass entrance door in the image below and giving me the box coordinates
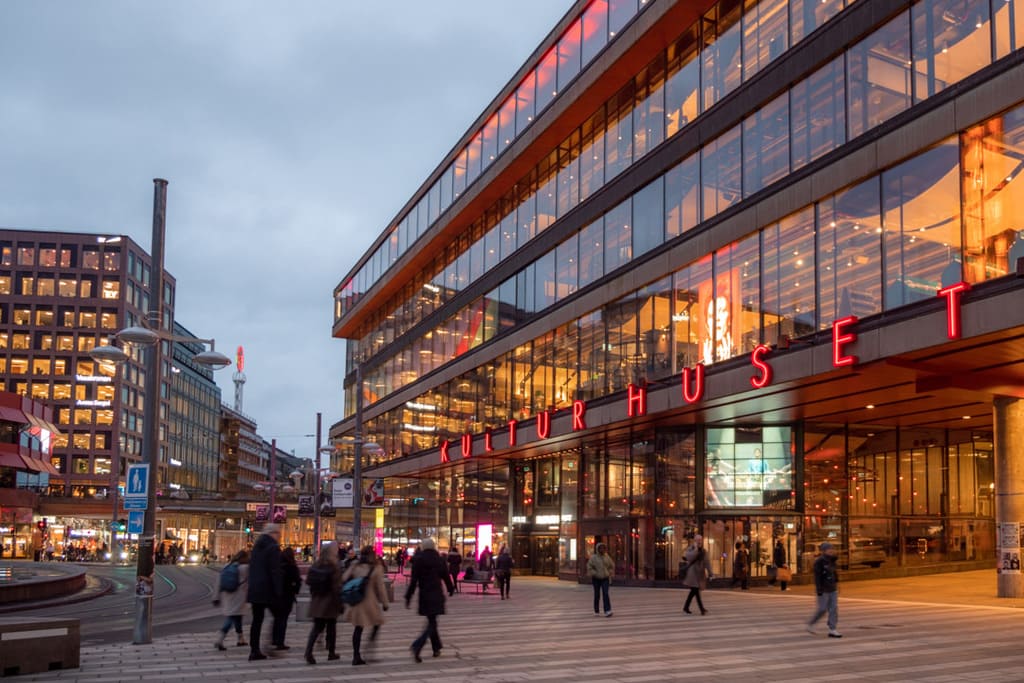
[701,516,800,580]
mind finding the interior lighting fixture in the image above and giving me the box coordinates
[866,404,875,409]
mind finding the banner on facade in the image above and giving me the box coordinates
[364,478,385,507]
[332,478,354,508]
[318,492,335,517]
[297,495,316,517]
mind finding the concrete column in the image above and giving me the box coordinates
[994,396,1024,597]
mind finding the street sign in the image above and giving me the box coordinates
[123,497,147,510]
[127,510,144,535]
[109,521,121,531]
[125,464,149,498]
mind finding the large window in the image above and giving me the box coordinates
[706,426,794,508]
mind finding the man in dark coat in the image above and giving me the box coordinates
[446,546,462,593]
[247,524,284,660]
[405,538,455,662]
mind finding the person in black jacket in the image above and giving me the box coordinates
[772,538,789,591]
[275,546,302,650]
[404,538,455,662]
[446,546,462,593]
[807,542,841,638]
[246,524,284,660]
[495,545,514,600]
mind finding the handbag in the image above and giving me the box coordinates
[776,566,792,582]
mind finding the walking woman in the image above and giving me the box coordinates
[772,538,790,591]
[303,542,342,665]
[213,549,249,650]
[404,538,455,662]
[587,542,614,617]
[682,534,711,615]
[342,545,390,666]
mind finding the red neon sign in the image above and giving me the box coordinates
[461,433,472,459]
[536,410,551,439]
[508,419,518,447]
[682,364,705,404]
[938,281,970,339]
[485,430,494,453]
[236,345,244,372]
[832,316,858,367]
[572,400,587,431]
[626,384,647,417]
[750,344,772,388]
[439,439,450,463]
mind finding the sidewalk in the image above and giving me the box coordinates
[17,570,1024,682]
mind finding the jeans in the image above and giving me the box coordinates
[412,614,442,655]
[305,618,337,655]
[592,577,611,613]
[497,570,511,597]
[684,587,705,613]
[808,591,839,631]
[220,614,243,635]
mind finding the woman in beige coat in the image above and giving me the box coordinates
[341,545,389,666]
[682,534,712,615]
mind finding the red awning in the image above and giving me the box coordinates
[0,406,29,424]
[17,455,44,472]
[0,452,26,469]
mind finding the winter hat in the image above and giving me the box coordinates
[421,538,436,551]
[819,542,833,552]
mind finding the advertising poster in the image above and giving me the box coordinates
[333,478,354,508]
[255,504,269,523]
[698,267,741,364]
[998,522,1020,574]
[364,478,385,506]
[297,495,315,517]
[999,522,1019,550]
[318,491,335,517]
[271,505,287,524]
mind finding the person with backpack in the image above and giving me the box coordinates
[246,524,284,661]
[404,538,454,662]
[213,549,250,650]
[303,542,343,665]
[341,545,389,666]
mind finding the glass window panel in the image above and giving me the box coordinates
[633,53,666,159]
[791,55,846,169]
[578,219,605,288]
[466,132,483,187]
[484,224,501,272]
[482,113,499,167]
[994,0,1024,58]
[453,148,468,198]
[665,153,700,240]
[557,18,583,93]
[605,90,634,180]
[536,48,559,112]
[536,157,558,232]
[440,168,453,212]
[498,96,517,155]
[638,276,673,380]
[582,0,609,64]
[500,207,518,261]
[702,0,743,111]
[817,177,883,327]
[961,102,1024,282]
[580,108,606,202]
[847,11,912,138]
[609,0,637,38]
[702,124,742,221]
[882,138,962,309]
[665,25,700,137]
[557,131,581,219]
[742,91,790,197]
[536,250,557,310]
[604,199,633,273]
[632,177,664,257]
[763,207,817,344]
[716,233,762,357]
[556,233,579,301]
[516,72,537,135]
[912,0,991,103]
[706,426,793,508]
[790,0,844,44]
[606,291,639,390]
[519,183,538,245]
[682,255,714,366]
[743,0,789,82]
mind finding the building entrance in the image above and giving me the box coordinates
[514,534,559,576]
[701,516,800,581]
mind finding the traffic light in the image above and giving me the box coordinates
[117,519,127,532]
[36,518,47,531]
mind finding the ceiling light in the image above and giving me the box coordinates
[866,404,875,409]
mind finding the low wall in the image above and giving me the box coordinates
[0,564,86,605]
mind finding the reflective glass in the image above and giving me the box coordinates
[580,109,606,201]
[515,72,537,135]
[633,53,666,159]
[604,199,633,273]
[742,0,789,81]
[536,48,559,112]
[558,18,583,93]
[632,177,665,257]
[994,0,1024,58]
[498,96,517,155]
[665,25,700,138]
[609,0,637,38]
[605,89,634,180]
[665,153,700,240]
[762,207,816,343]
[791,55,846,169]
[742,91,790,197]
[912,0,991,102]
[582,0,609,64]
[790,0,844,44]
[847,11,912,138]
[702,124,742,221]
[578,219,604,288]
[702,0,743,111]
[556,233,579,300]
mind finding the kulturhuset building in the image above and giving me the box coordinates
[331,0,1024,587]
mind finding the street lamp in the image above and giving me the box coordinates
[89,179,230,645]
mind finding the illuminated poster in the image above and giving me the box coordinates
[364,478,385,507]
[297,495,315,517]
[698,266,742,365]
[705,427,793,508]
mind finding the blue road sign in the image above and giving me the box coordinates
[123,497,147,510]
[127,510,144,535]
[125,464,149,498]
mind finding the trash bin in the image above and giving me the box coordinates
[294,595,311,622]
[384,578,395,603]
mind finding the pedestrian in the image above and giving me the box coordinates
[213,549,250,650]
[682,534,711,615]
[404,537,454,663]
[274,547,302,650]
[478,545,493,572]
[395,547,407,574]
[772,537,789,591]
[303,542,342,665]
[731,541,749,590]
[807,542,841,638]
[201,546,210,565]
[343,545,389,666]
[495,545,514,600]
[246,523,283,661]
[446,546,462,592]
[587,542,614,617]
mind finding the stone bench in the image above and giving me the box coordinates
[0,617,79,676]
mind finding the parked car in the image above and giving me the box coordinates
[848,537,887,568]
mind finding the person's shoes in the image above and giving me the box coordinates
[273,644,291,651]
[305,653,316,665]
[215,633,226,651]
[327,652,340,661]
[700,609,708,615]
[236,637,247,647]
[410,647,422,663]
[248,652,267,661]
[605,611,613,617]
[500,595,505,600]
[432,649,441,658]
[806,625,816,635]
[828,630,843,638]
[683,608,692,614]
[594,611,601,616]
[215,643,227,651]
[352,657,367,666]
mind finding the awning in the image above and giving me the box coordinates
[17,455,44,472]
[0,406,28,424]
[21,413,62,436]
[0,452,26,469]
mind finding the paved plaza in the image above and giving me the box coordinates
[18,571,1024,682]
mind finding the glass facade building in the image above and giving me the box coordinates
[332,0,1024,584]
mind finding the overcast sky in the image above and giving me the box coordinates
[0,2,570,460]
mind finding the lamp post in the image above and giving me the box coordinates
[90,179,230,645]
